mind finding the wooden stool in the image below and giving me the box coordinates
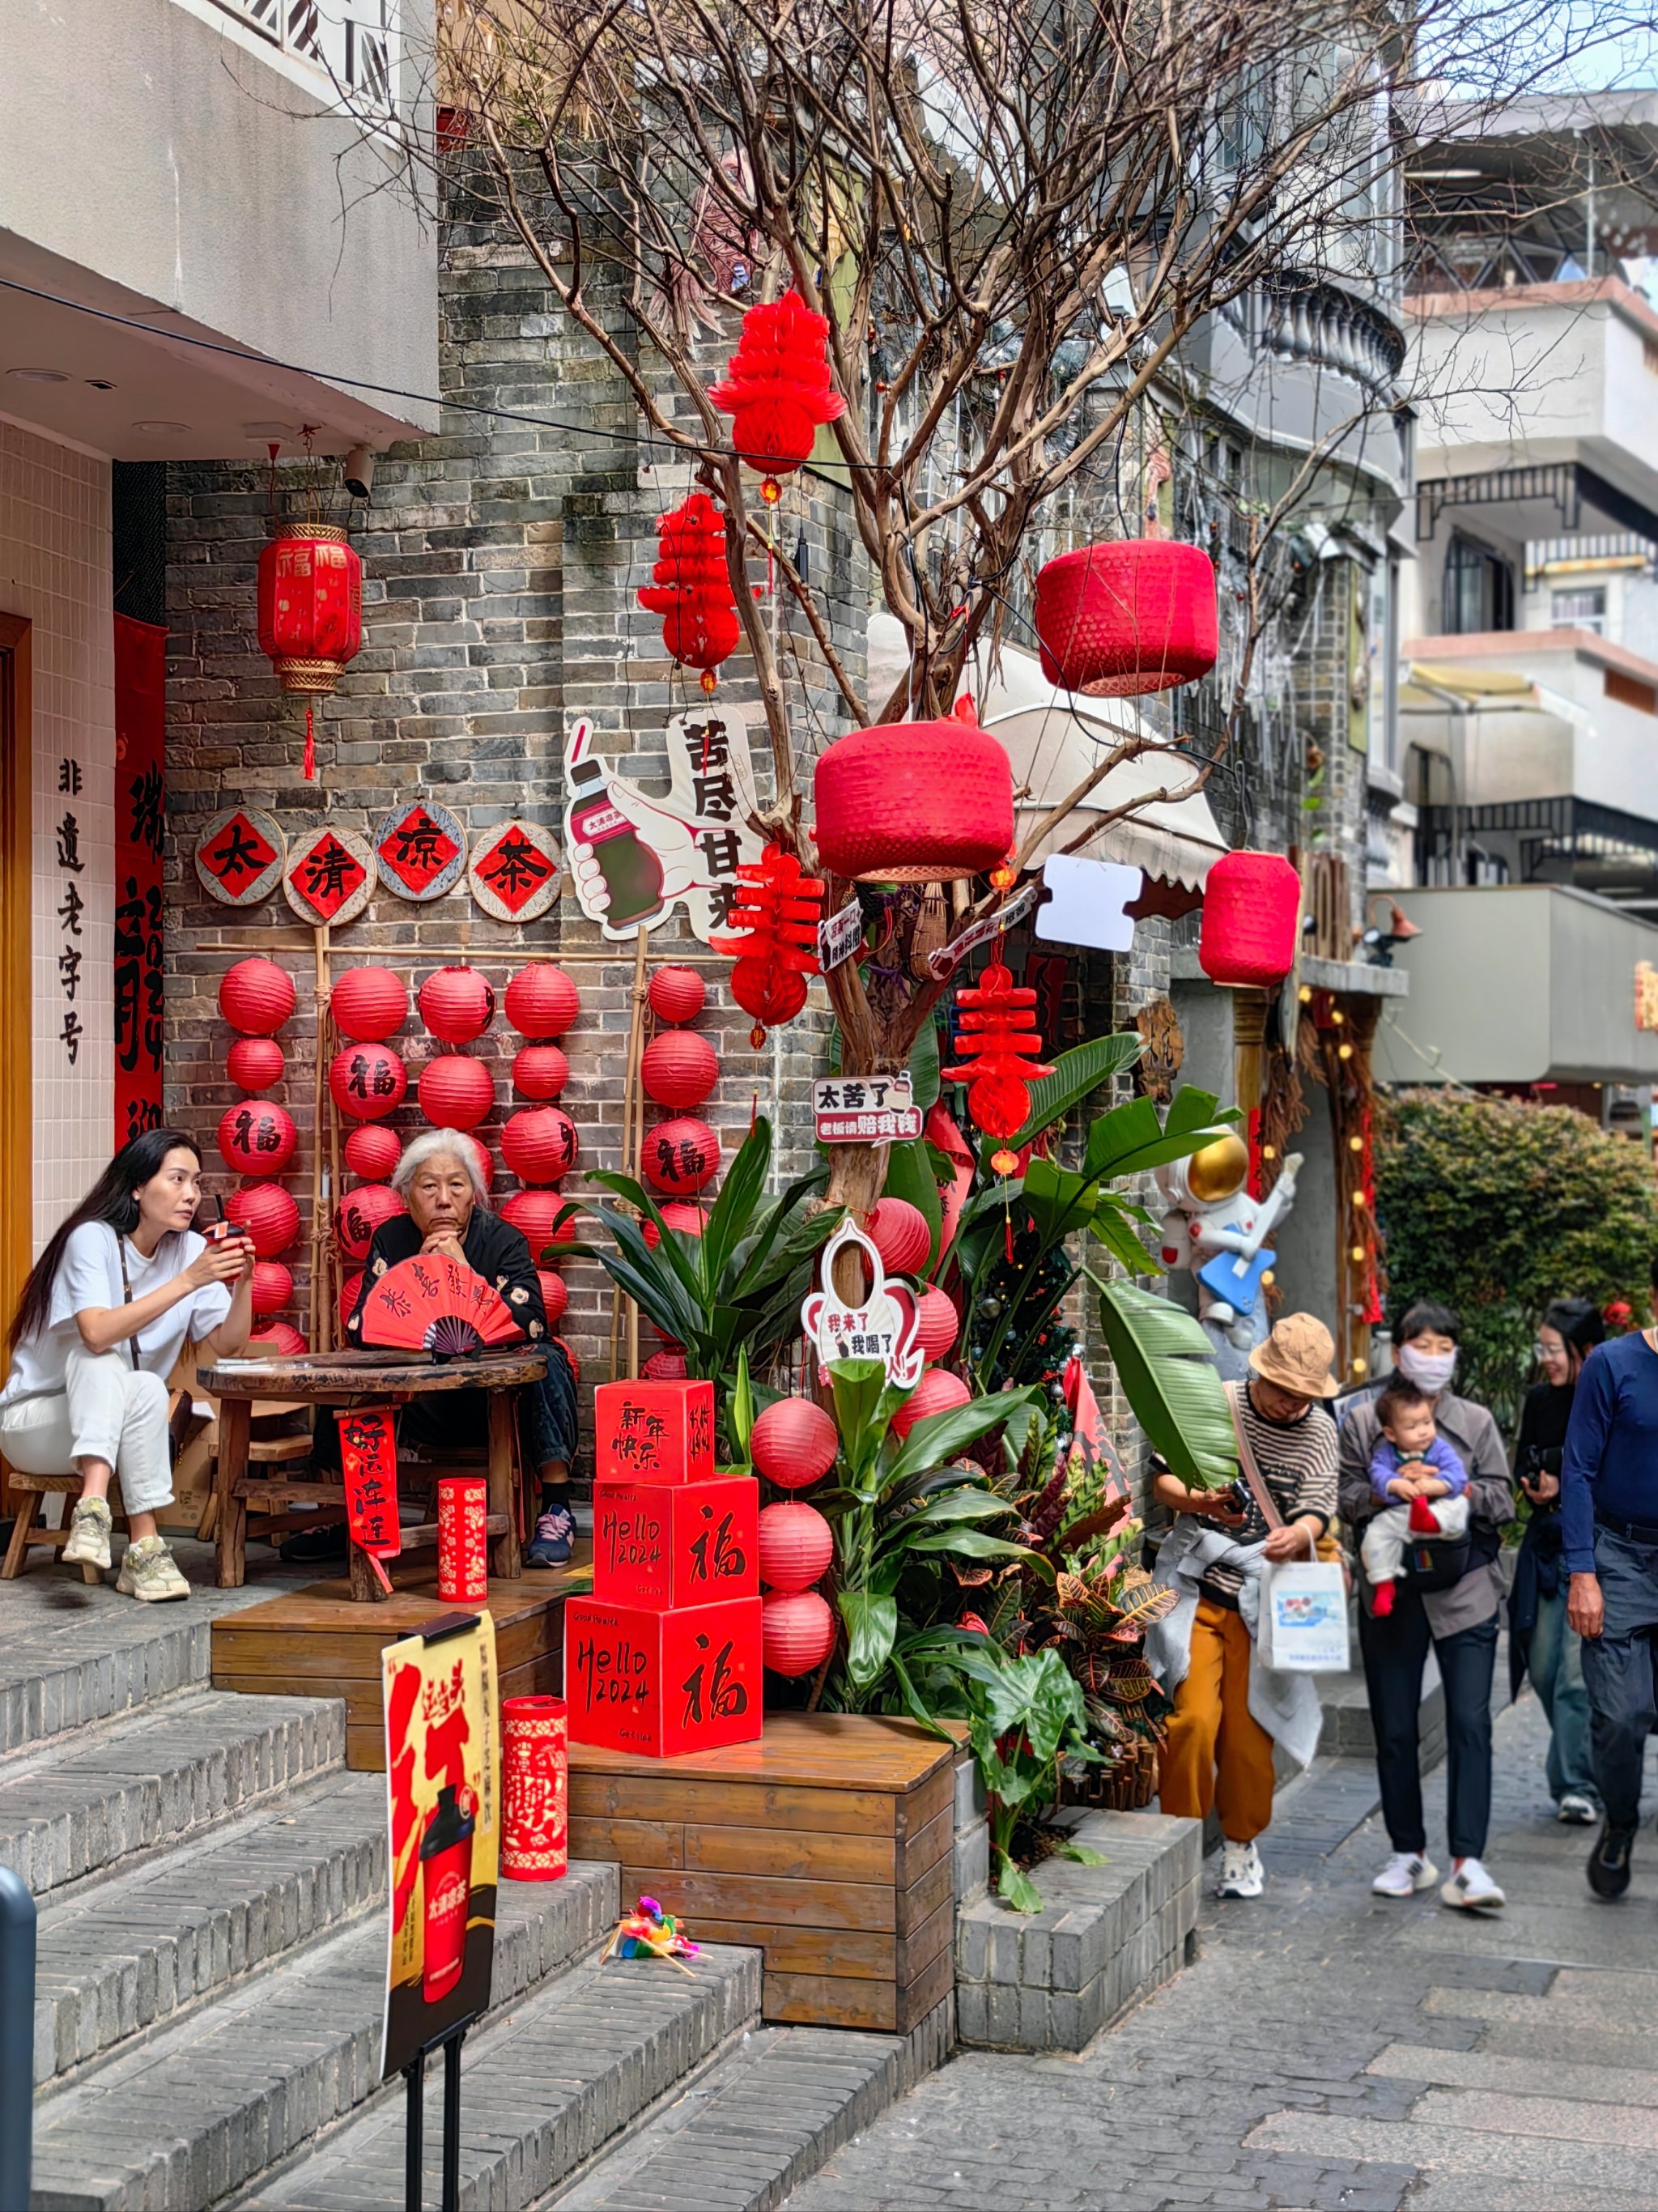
[2,1465,130,1581]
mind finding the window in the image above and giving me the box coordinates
[1444,534,1514,634]
[1552,586,1607,634]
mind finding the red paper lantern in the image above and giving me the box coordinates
[867,1198,930,1278]
[502,1188,574,1261]
[219,956,295,1036]
[249,1322,307,1357]
[648,966,705,1025]
[641,1030,719,1110]
[537,1270,568,1326]
[250,1261,293,1317]
[501,1106,578,1185]
[890,1368,971,1440]
[226,1181,300,1260]
[344,1124,402,1181]
[462,1133,495,1194]
[419,1054,493,1131]
[916,1286,959,1362]
[644,1350,688,1380]
[709,843,825,1044]
[710,289,846,498]
[227,1036,284,1095]
[419,965,495,1044]
[758,1501,834,1593]
[336,1181,405,1262]
[944,959,1054,1173]
[762,1589,836,1676]
[813,696,1014,883]
[1197,850,1303,989]
[637,492,740,691]
[256,525,363,779]
[751,1397,839,1490]
[641,1115,719,1194]
[555,1335,580,1384]
[331,965,408,1042]
[504,962,580,1039]
[512,1044,569,1100]
[339,1270,364,1331]
[501,1695,568,1882]
[329,1042,408,1123]
[218,1103,299,1176]
[437,1475,489,1603]
[642,1201,707,1249]
[1034,540,1218,697]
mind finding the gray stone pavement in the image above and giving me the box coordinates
[785,1691,1658,2212]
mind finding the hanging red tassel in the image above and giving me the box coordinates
[710,843,826,1046]
[637,492,741,693]
[304,703,316,781]
[944,959,1054,1174]
[710,290,846,500]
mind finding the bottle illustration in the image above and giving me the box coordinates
[419,1781,476,2005]
[566,750,665,929]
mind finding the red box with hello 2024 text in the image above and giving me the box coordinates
[592,1475,759,1610]
[562,1595,763,1757]
[593,1379,715,1486]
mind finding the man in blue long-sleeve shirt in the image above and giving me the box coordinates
[1560,1283,1658,1899]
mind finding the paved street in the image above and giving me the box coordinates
[786,1692,1658,2212]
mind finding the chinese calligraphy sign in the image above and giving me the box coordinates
[591,1476,759,1610]
[338,1407,402,1582]
[284,824,374,926]
[373,799,467,901]
[593,1377,716,1484]
[193,804,286,908]
[468,818,562,922]
[812,1070,923,1144]
[114,615,168,1144]
[801,1218,925,1388]
[563,1593,763,1756]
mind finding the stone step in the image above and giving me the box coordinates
[30,1861,620,2212]
[0,1689,346,1899]
[33,1770,385,2085]
[243,1944,762,2212]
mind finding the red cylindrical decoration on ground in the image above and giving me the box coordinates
[641,1115,719,1194]
[866,1198,930,1278]
[758,1501,834,1593]
[1033,540,1218,697]
[500,1695,568,1882]
[227,1036,284,1095]
[813,696,1014,883]
[1197,850,1303,988]
[500,1106,578,1185]
[331,964,409,1042]
[437,1474,489,1603]
[227,1181,300,1260]
[219,956,295,1036]
[640,1030,719,1109]
[890,1368,972,1440]
[419,965,495,1044]
[329,1042,408,1122]
[762,1589,836,1676]
[512,1044,569,1100]
[750,1397,839,1490]
[648,966,705,1024]
[419,1054,494,1131]
[344,1123,402,1181]
[218,1103,299,1176]
[504,962,580,1039]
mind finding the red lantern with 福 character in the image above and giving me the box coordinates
[641,1116,719,1195]
[1197,850,1303,989]
[812,696,1014,884]
[336,1182,404,1263]
[500,1106,578,1185]
[637,493,740,695]
[944,959,1053,1174]
[226,1181,300,1261]
[710,844,824,1046]
[329,1042,407,1123]
[219,1103,299,1176]
[710,288,846,502]
[256,525,363,781]
[1033,540,1218,697]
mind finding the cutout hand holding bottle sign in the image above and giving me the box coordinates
[563,708,765,941]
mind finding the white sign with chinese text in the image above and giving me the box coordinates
[818,900,865,971]
[800,1219,925,1387]
[813,1071,924,1144]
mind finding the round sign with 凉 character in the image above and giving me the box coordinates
[284,824,376,927]
[194,806,286,907]
[373,799,468,903]
[468,818,562,922]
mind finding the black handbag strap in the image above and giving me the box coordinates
[116,1237,142,1372]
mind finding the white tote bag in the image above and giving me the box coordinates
[1229,1385,1351,1675]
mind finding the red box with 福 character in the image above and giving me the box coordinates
[593,1379,714,1486]
[592,1476,759,1612]
[563,1594,763,1757]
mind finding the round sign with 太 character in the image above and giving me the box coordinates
[468,818,562,922]
[194,806,286,908]
[374,799,468,903]
[284,824,376,927]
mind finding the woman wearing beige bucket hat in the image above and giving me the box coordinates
[1147,1313,1341,1899]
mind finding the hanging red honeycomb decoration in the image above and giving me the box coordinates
[256,525,363,781]
[945,959,1053,1174]
[709,288,846,503]
[636,493,740,695]
[710,843,824,1047]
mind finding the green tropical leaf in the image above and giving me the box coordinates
[997,1857,1044,1913]
[903,1529,1037,1561]
[699,1118,773,1288]
[838,1587,897,1689]
[729,1346,755,1465]
[1082,1095,1231,1183]
[1093,1277,1238,1490]
[909,1016,942,1112]
[1012,1032,1144,1146]
[884,1389,1035,1484]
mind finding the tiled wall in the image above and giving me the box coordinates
[0,419,114,1253]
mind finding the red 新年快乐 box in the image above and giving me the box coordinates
[591,1475,759,1611]
[593,1379,716,1485]
[563,1594,763,1757]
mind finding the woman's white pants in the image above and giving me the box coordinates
[0,1344,174,1512]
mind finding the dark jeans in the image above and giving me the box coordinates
[1358,1593,1498,1861]
[1579,1526,1658,1831]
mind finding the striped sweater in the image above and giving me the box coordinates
[1195,1386,1339,1610]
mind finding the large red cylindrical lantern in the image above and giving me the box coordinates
[218,1103,299,1176]
[437,1475,489,1603]
[750,1398,839,1490]
[336,1182,405,1262]
[419,965,495,1044]
[227,1181,300,1260]
[344,1123,402,1181]
[257,525,363,781]
[1198,851,1303,988]
[331,965,408,1042]
[890,1368,971,1440]
[1034,540,1218,697]
[537,1270,568,1326]
[916,1286,959,1363]
[641,1116,719,1195]
[419,1054,494,1131]
[758,1501,834,1593]
[501,1107,578,1185]
[219,957,295,1036]
[762,1589,836,1676]
[866,1198,930,1278]
[640,1031,718,1110]
[814,696,1014,883]
[501,1695,568,1882]
[329,1042,407,1123]
[227,1036,284,1095]
[250,1261,293,1317]
[504,963,580,1039]
[648,966,704,1024]
[512,1044,568,1101]
[501,1189,574,1261]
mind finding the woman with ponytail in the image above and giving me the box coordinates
[1,1130,254,1599]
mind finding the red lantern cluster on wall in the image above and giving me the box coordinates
[1033,539,1218,698]
[501,1189,575,1265]
[640,1030,718,1110]
[637,492,740,694]
[512,1044,568,1101]
[642,1115,720,1196]
[331,965,408,1042]
[343,1123,401,1181]
[648,966,704,1025]
[711,844,824,1046]
[503,964,581,1321]
[227,1036,284,1095]
[639,963,721,1226]
[337,1180,405,1262]
[219,955,300,1331]
[501,1106,578,1185]
[813,695,1014,883]
[219,958,296,1036]
[710,287,846,500]
[256,524,363,780]
[227,1182,300,1261]
[945,959,1053,1174]
[750,1397,840,1675]
[1197,850,1303,989]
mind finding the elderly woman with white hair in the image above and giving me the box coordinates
[286,1130,579,1568]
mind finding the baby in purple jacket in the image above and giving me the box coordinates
[1362,1377,1469,1617]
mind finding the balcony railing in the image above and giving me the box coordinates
[205,0,393,108]
[1218,279,1405,397]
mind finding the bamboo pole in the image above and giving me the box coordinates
[625,926,652,1381]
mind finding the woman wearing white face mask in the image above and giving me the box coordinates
[1338,1301,1516,1911]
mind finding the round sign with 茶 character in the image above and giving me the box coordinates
[468,818,562,922]
[194,806,286,907]
[284,824,376,926]
[373,799,468,903]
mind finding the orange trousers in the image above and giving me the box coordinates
[1158,1597,1277,1844]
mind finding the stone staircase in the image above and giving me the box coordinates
[3,1556,933,2212]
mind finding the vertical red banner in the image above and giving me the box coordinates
[338,1409,402,1562]
[113,614,166,1151]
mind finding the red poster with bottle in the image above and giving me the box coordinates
[380,1612,500,2080]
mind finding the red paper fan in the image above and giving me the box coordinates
[358,1253,522,1359]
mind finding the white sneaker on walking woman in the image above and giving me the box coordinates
[1216,1840,1265,1898]
[1441,1857,1505,1910]
[1372,1851,1439,1896]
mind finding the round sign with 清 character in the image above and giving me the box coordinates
[194,806,286,907]
[468,818,562,922]
[283,823,376,927]
[373,799,468,902]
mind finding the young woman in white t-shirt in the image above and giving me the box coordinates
[2,1129,255,1600]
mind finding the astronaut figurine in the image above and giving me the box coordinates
[1156,1133,1303,1378]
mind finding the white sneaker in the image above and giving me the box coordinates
[62,1495,113,1571]
[1215,1840,1264,1898]
[1558,1793,1598,1825]
[1372,1851,1439,1897]
[116,1535,190,1603]
[1441,1857,1506,1911]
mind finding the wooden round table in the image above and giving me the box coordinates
[201,1345,550,1597]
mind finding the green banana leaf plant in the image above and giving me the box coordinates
[962,1646,1105,1912]
[1094,1277,1239,1491]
